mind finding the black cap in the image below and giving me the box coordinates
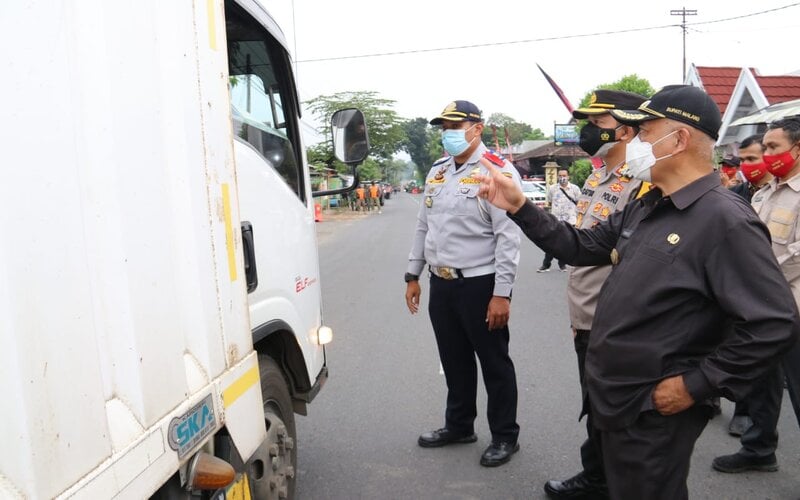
[572,89,647,119]
[721,156,741,167]
[610,85,722,140]
[430,100,483,125]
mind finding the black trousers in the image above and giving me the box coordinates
[600,406,710,500]
[541,253,565,270]
[428,273,519,443]
[574,329,605,481]
[739,337,800,457]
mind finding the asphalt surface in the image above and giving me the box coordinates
[297,191,800,500]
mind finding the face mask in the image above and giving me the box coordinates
[740,161,768,184]
[441,123,478,156]
[624,131,678,182]
[763,146,798,178]
[720,166,738,179]
[579,123,620,157]
[558,177,569,185]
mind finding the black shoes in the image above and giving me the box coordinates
[712,452,778,473]
[479,441,520,467]
[417,428,477,448]
[727,414,753,437]
[544,472,609,499]
[537,266,550,273]
[418,429,517,467]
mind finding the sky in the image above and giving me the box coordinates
[258,0,800,141]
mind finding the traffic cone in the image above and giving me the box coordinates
[314,203,322,222]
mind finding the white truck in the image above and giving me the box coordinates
[1,1,367,498]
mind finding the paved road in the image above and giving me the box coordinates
[298,191,800,500]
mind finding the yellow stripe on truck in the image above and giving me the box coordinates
[206,0,217,50]
[222,365,260,408]
[221,183,237,282]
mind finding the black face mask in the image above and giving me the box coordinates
[579,123,618,156]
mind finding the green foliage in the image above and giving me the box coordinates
[577,74,656,110]
[569,159,593,188]
[402,118,436,174]
[481,113,538,148]
[305,91,406,179]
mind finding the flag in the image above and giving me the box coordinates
[537,64,574,114]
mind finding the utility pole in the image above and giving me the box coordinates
[670,7,697,80]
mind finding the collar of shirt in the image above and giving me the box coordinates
[777,171,800,192]
[449,143,487,174]
[644,172,720,211]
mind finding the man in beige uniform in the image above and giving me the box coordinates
[545,90,649,499]
[712,116,800,473]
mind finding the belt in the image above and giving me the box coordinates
[430,264,495,280]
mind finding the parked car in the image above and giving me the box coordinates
[522,180,547,209]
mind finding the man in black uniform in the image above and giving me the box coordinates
[473,85,800,499]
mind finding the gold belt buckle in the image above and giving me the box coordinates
[438,267,456,280]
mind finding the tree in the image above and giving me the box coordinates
[305,91,407,180]
[401,118,436,175]
[577,74,656,110]
[481,113,539,148]
[569,159,593,189]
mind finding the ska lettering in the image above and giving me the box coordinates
[601,192,619,204]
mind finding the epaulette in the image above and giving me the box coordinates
[483,149,506,167]
[432,156,451,167]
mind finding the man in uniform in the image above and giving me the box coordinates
[730,134,772,204]
[539,169,581,272]
[712,118,800,473]
[404,100,523,467]
[473,85,800,499]
[544,89,647,499]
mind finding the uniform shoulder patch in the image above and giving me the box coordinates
[483,149,506,167]
[432,156,451,167]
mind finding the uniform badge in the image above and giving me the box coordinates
[667,233,680,245]
[610,248,620,265]
[434,166,446,181]
[425,196,433,208]
[483,150,506,167]
[609,182,624,193]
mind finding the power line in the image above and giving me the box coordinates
[296,2,800,64]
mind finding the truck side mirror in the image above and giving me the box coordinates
[331,108,369,165]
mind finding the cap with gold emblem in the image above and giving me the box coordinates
[610,85,722,140]
[430,100,483,125]
[572,89,648,119]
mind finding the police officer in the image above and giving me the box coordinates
[712,117,800,473]
[544,89,648,499]
[474,86,800,499]
[405,100,522,467]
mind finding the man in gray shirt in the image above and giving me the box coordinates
[404,100,522,467]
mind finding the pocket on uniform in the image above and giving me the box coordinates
[639,245,675,264]
[453,185,480,215]
[767,206,797,245]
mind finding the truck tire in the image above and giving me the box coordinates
[257,354,297,500]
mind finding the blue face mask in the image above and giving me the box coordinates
[441,123,478,156]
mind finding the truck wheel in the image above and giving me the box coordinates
[258,354,296,500]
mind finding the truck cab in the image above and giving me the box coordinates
[1,1,366,498]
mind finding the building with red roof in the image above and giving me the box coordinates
[685,64,800,149]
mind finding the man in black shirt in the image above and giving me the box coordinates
[473,85,800,499]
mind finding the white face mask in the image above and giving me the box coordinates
[625,130,678,182]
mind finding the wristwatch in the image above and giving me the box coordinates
[404,272,419,283]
